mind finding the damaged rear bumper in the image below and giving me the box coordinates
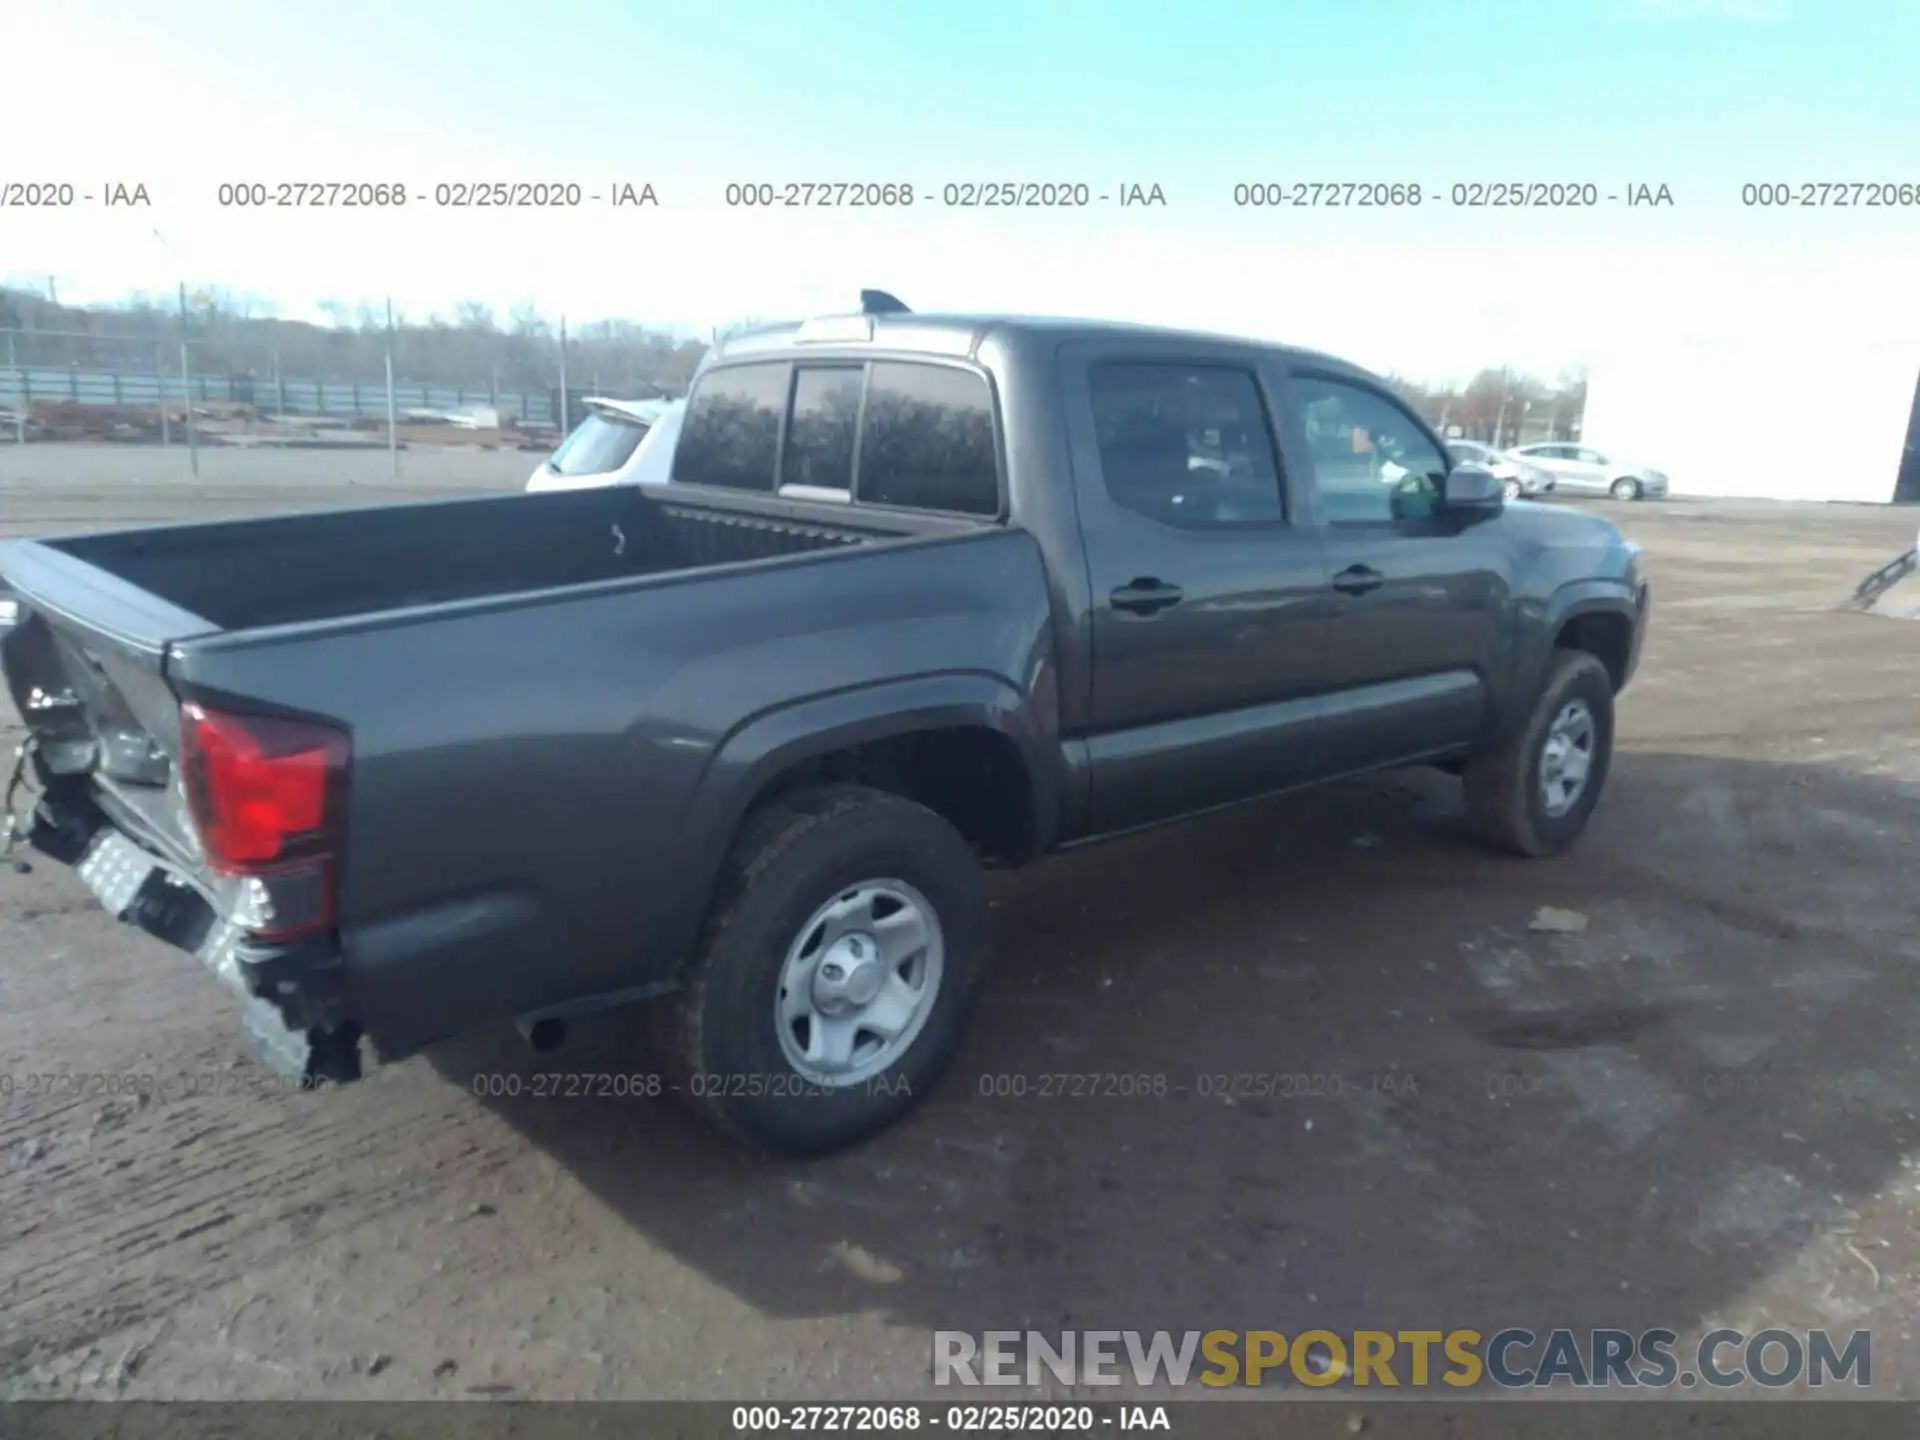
[24,782,366,1085]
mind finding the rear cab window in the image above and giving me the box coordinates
[547,410,650,477]
[674,357,1002,517]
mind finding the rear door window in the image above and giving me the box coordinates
[855,362,1000,516]
[674,362,791,490]
[1088,362,1286,527]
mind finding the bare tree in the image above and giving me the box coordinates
[1551,365,1589,440]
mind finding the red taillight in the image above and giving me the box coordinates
[179,703,348,940]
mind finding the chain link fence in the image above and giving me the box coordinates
[0,313,709,470]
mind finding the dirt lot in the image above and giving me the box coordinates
[3,444,1919,1405]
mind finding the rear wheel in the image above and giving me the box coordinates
[1609,476,1642,501]
[1462,650,1615,857]
[656,785,990,1154]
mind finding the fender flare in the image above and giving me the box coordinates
[1543,578,1638,636]
[660,672,1061,965]
[1500,580,1638,734]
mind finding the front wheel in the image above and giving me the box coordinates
[1462,650,1615,857]
[1609,476,1642,501]
[1501,478,1524,504]
[656,785,990,1154]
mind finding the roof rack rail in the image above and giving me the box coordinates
[859,289,910,315]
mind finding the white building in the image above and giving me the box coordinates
[1578,243,1920,504]
[1584,337,1920,504]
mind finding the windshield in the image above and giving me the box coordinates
[547,411,650,477]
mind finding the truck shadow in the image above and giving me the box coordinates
[433,747,1920,1374]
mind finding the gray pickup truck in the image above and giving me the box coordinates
[0,306,1648,1153]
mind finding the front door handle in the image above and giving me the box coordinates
[1110,577,1185,616]
[1331,564,1384,596]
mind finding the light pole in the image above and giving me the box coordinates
[385,299,399,480]
[178,281,199,476]
[150,229,199,475]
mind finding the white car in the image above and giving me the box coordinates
[1507,442,1670,501]
[1445,439,1556,503]
[526,397,685,492]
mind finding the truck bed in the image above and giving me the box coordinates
[37,485,922,632]
[0,479,1048,1070]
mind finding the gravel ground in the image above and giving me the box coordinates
[3,445,1919,1407]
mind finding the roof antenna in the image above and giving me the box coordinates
[860,289,910,315]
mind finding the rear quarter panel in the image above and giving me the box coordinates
[166,528,1060,1056]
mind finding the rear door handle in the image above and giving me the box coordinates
[1332,564,1384,596]
[1110,578,1185,616]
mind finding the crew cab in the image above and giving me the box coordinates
[0,304,1649,1153]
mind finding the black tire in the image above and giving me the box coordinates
[1462,650,1615,857]
[1609,476,1641,501]
[1501,478,1524,504]
[656,784,990,1155]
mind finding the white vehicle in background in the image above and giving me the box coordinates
[1445,439,1556,503]
[1508,441,1670,501]
[525,396,685,492]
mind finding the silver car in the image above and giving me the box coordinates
[1508,442,1670,501]
[1446,439,1555,503]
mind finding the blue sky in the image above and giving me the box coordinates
[474,0,1915,181]
[7,0,1918,381]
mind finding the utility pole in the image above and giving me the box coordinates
[178,282,199,475]
[557,315,569,436]
[7,331,22,445]
[385,299,400,480]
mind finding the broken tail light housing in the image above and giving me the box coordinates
[179,702,349,941]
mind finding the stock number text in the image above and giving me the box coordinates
[1741,181,1919,207]
[725,182,916,207]
[1234,181,1423,207]
[216,182,409,207]
[731,1405,925,1431]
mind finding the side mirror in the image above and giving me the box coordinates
[1444,462,1505,513]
